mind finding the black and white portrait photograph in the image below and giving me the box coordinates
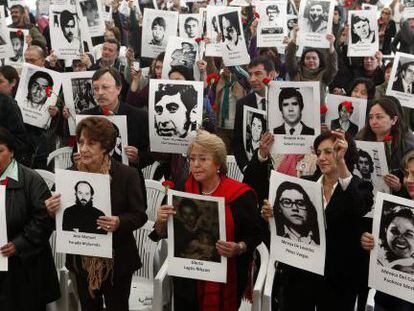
[205,5,227,57]
[55,169,112,258]
[298,0,334,48]
[8,28,28,63]
[354,141,390,216]
[0,187,6,271]
[369,193,414,304]
[153,0,187,11]
[325,94,367,139]
[77,0,105,38]
[403,0,414,7]
[268,81,320,154]
[217,7,251,66]
[149,79,204,154]
[179,13,202,39]
[256,1,287,48]
[0,7,14,58]
[269,171,326,275]
[347,10,379,57]
[141,8,179,58]
[161,36,200,80]
[243,106,266,161]
[386,52,414,109]
[167,190,227,283]
[15,64,62,129]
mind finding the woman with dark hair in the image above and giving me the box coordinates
[0,66,19,97]
[274,181,320,245]
[45,117,147,311]
[0,127,60,310]
[262,130,373,310]
[378,7,396,55]
[353,53,385,86]
[348,77,376,100]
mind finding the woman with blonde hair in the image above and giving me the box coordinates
[151,130,262,310]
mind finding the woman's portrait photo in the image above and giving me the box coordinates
[274,181,320,245]
[377,202,414,275]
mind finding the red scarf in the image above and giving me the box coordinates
[185,174,251,311]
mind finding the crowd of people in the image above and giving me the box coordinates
[1,0,414,310]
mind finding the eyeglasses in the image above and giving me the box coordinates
[279,198,307,210]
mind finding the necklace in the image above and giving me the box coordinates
[201,179,221,195]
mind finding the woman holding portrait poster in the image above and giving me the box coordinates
[151,130,261,310]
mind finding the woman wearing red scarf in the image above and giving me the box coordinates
[152,130,262,310]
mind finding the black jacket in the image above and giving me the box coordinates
[330,118,359,138]
[273,121,315,135]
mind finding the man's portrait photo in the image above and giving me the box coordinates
[219,11,243,51]
[330,101,359,137]
[150,17,166,46]
[25,70,54,111]
[173,197,220,262]
[60,10,78,44]
[273,87,315,136]
[183,16,199,38]
[62,181,107,235]
[10,30,24,62]
[356,149,374,181]
[244,108,266,161]
[302,0,329,34]
[392,60,414,94]
[273,181,320,245]
[73,78,97,113]
[261,5,284,34]
[154,83,198,138]
[351,14,376,44]
[170,42,197,68]
[80,0,99,27]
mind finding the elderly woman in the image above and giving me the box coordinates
[263,130,373,310]
[45,117,147,311]
[0,128,60,310]
[151,130,262,310]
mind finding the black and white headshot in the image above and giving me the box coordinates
[287,16,298,38]
[62,181,107,235]
[171,42,197,68]
[183,15,200,38]
[153,83,197,138]
[261,4,283,34]
[273,88,315,136]
[150,17,166,46]
[351,14,376,44]
[243,106,266,161]
[219,11,243,51]
[392,60,414,94]
[356,149,374,181]
[274,181,320,245]
[72,78,97,114]
[9,30,24,62]
[173,197,220,262]
[59,10,78,43]
[330,101,359,137]
[25,70,53,111]
[302,0,329,34]
[80,0,99,27]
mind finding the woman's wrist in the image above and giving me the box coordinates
[238,241,247,255]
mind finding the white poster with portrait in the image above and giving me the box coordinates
[0,6,14,58]
[77,0,106,38]
[62,71,98,135]
[49,4,91,60]
[179,13,203,39]
[347,10,379,57]
[205,5,227,57]
[297,0,334,49]
[256,1,287,49]
[355,141,390,217]
[167,190,227,282]
[161,36,200,80]
[386,52,414,109]
[76,115,129,165]
[269,171,326,275]
[325,94,367,139]
[15,64,62,129]
[268,81,320,155]
[0,186,7,271]
[149,79,203,154]
[403,7,414,19]
[153,0,188,10]
[7,28,28,64]
[229,0,250,6]
[141,8,179,59]
[55,169,112,258]
[243,106,267,162]
[217,7,250,66]
[369,193,414,304]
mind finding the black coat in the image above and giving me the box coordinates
[392,77,414,94]
[0,163,60,310]
[330,118,359,138]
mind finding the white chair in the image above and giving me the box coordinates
[226,155,244,181]
[35,169,55,190]
[263,258,278,311]
[145,179,166,222]
[129,221,162,311]
[252,243,269,311]
[47,147,73,170]
[365,288,376,311]
[142,161,160,180]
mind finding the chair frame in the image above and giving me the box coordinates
[47,147,74,170]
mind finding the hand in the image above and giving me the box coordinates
[197,59,207,73]
[1,242,16,257]
[332,87,345,95]
[326,33,335,44]
[250,17,258,37]
[258,132,274,159]
[62,106,71,120]
[261,199,273,221]
[26,34,32,45]
[126,48,135,64]
[80,52,92,69]
[48,105,59,117]
[361,232,375,251]
[375,50,383,63]
[155,205,176,235]
[331,130,348,163]
[45,193,61,217]
[321,123,329,133]
[49,50,58,67]
[130,67,142,82]
[384,174,401,191]
[124,145,138,163]
[216,240,241,258]
[97,216,120,232]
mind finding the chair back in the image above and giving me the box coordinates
[47,147,74,170]
[35,169,55,190]
[226,155,244,181]
[134,221,159,280]
[142,161,160,180]
[145,179,166,222]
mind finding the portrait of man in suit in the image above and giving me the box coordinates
[330,101,359,137]
[356,149,374,181]
[392,61,414,94]
[273,88,315,136]
[62,181,107,235]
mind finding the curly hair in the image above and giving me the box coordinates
[75,117,117,154]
